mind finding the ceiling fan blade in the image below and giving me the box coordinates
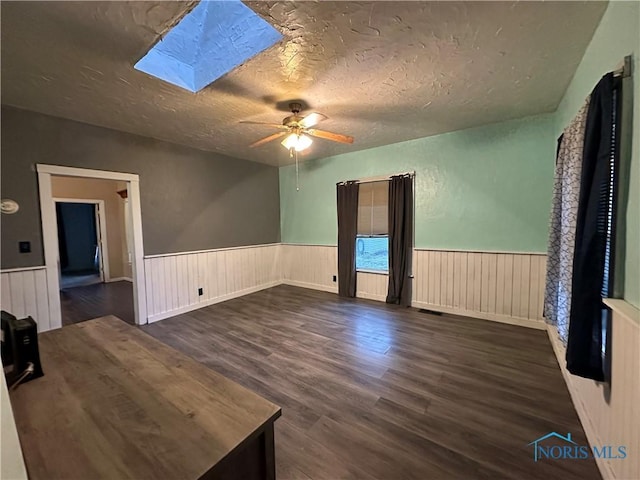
[305,128,354,144]
[240,121,289,130]
[249,131,288,148]
[299,112,328,129]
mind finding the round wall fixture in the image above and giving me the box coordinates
[1,199,20,214]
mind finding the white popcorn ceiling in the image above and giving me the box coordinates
[1,1,606,166]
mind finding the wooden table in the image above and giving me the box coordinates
[9,316,281,480]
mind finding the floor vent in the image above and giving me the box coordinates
[419,308,443,316]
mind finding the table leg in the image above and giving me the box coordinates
[263,423,276,480]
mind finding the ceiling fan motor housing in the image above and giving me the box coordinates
[283,102,304,127]
[283,115,303,127]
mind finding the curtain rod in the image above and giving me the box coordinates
[337,171,415,186]
[613,55,632,78]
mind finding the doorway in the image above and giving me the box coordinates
[55,200,107,289]
[37,165,147,328]
[51,177,135,326]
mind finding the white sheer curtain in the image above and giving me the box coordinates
[544,99,590,343]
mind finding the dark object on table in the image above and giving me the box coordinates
[1,311,44,388]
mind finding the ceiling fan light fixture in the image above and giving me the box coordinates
[281,133,312,151]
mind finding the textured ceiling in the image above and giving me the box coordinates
[1,1,606,166]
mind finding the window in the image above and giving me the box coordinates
[356,181,388,272]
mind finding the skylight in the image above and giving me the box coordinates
[135,0,282,93]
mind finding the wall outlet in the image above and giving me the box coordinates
[332,275,337,282]
[198,287,203,296]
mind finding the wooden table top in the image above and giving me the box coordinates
[9,316,281,480]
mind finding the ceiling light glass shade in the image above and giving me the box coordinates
[281,133,313,151]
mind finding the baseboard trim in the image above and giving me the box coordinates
[281,279,338,294]
[147,281,281,323]
[106,277,133,283]
[545,325,614,480]
[411,301,546,330]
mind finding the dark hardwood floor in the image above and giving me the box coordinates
[142,285,600,480]
[61,280,134,326]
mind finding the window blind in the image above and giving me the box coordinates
[601,86,619,298]
[357,181,388,235]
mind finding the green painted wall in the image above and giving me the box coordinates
[280,113,555,252]
[280,2,639,307]
[554,1,639,308]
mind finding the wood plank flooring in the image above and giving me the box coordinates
[61,280,134,325]
[11,316,280,480]
[142,285,600,480]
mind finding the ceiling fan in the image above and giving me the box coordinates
[240,102,354,154]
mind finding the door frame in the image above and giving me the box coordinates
[53,198,110,282]
[37,164,147,327]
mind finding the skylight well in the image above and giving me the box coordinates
[135,0,282,93]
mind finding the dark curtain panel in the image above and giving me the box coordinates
[566,73,620,381]
[55,203,69,270]
[337,181,359,297]
[386,175,413,306]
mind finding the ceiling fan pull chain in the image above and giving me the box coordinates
[295,149,300,192]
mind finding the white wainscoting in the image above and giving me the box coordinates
[0,267,52,332]
[413,249,547,329]
[144,244,281,323]
[279,244,387,299]
[356,272,388,301]
[281,244,338,293]
[1,245,547,331]
[548,300,639,480]
[281,245,546,329]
